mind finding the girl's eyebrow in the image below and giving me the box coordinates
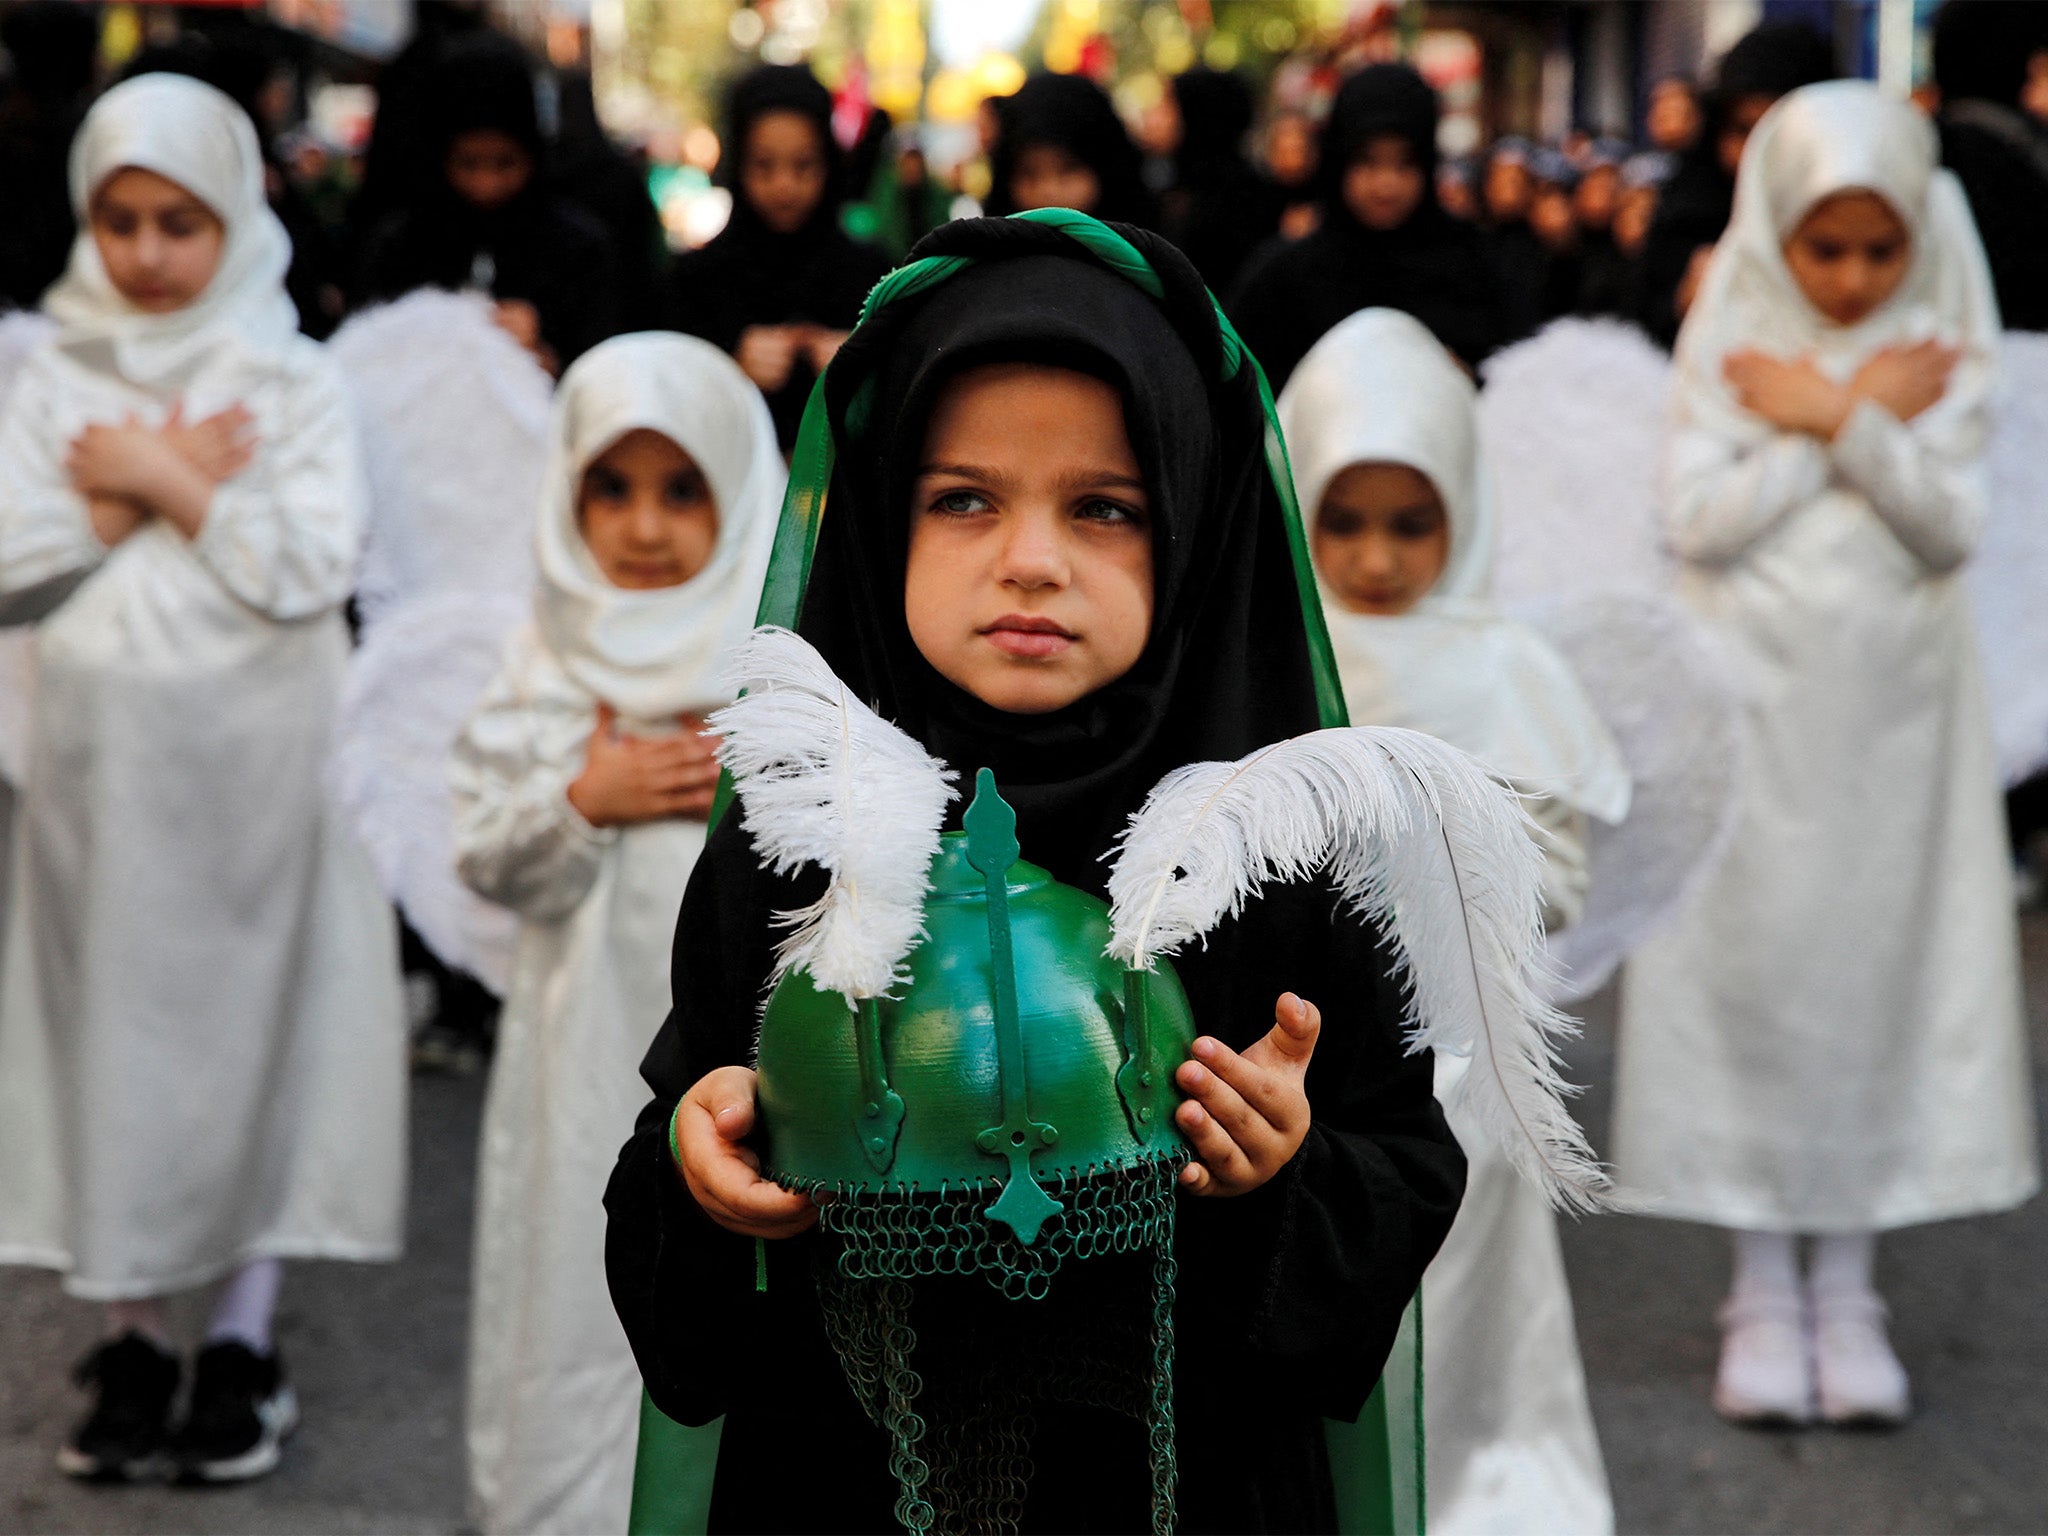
[916,461,1148,494]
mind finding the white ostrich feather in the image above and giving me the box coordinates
[711,627,957,999]
[1105,726,1611,1211]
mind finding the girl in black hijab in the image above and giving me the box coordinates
[1228,63,1508,389]
[1159,66,1273,292]
[605,215,1463,1533]
[355,32,622,372]
[985,72,1156,228]
[666,64,893,452]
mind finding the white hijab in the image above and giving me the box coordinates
[43,73,297,388]
[1675,79,2001,450]
[1280,308,1630,822]
[534,332,784,720]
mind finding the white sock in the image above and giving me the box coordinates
[106,1298,170,1348]
[205,1258,283,1354]
[1729,1229,1800,1306]
[1810,1231,1877,1301]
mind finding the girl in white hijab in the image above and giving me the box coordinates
[1616,81,2037,1427]
[0,75,407,1482]
[452,331,781,1536]
[1279,307,1625,1536]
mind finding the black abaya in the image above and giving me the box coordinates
[666,65,894,450]
[1228,66,1507,387]
[605,220,1464,1533]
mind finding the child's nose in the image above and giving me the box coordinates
[996,512,1068,587]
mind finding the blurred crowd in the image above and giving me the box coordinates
[7,1,2048,396]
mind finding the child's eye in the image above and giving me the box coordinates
[929,489,992,516]
[1076,497,1142,525]
[1393,512,1441,540]
[583,467,629,502]
[665,471,711,505]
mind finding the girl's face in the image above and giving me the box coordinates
[1313,462,1449,616]
[89,167,225,313]
[905,363,1153,715]
[577,429,719,590]
[1343,135,1425,231]
[1010,143,1101,215]
[1782,190,1912,326]
[1483,157,1531,222]
[741,109,828,234]
[446,128,534,210]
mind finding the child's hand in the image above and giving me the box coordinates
[1722,350,1852,439]
[735,325,798,392]
[567,703,723,826]
[673,1064,818,1239]
[85,494,147,548]
[1173,992,1321,1197]
[161,401,257,485]
[65,416,183,502]
[1848,339,1959,424]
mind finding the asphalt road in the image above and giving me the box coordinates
[4,918,2044,1535]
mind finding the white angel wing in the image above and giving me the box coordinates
[328,288,551,626]
[328,291,552,982]
[1970,331,2048,787]
[1480,317,1676,609]
[329,590,527,992]
[0,312,55,791]
[1512,591,1744,1002]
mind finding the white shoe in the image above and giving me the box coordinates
[1812,1290,1911,1426]
[1713,1294,1814,1425]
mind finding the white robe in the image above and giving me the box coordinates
[1279,309,1617,1536]
[455,332,781,1536]
[0,332,407,1298]
[1615,82,2038,1231]
[454,628,706,1536]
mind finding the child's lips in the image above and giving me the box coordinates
[981,616,1076,658]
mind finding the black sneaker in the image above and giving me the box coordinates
[168,1341,298,1484]
[57,1331,180,1481]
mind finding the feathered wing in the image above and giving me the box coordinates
[1970,330,2048,786]
[1514,591,1746,1002]
[326,291,552,984]
[0,312,56,789]
[327,288,551,627]
[329,591,527,991]
[711,627,958,999]
[1106,726,1610,1211]
[1479,317,1675,610]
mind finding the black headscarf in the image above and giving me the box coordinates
[607,217,1463,1532]
[1228,64,1508,383]
[716,63,848,239]
[800,233,1315,885]
[986,72,1155,226]
[1317,61,1442,207]
[354,32,623,364]
[1162,66,1274,291]
[666,64,893,447]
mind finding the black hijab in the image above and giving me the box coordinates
[1228,64,1507,383]
[986,72,1156,227]
[796,222,1317,887]
[354,33,622,364]
[667,64,893,448]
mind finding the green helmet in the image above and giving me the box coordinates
[754,771,1192,1534]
